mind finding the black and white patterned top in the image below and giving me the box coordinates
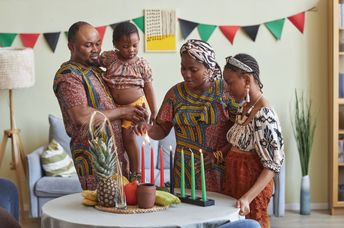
[226,107,285,173]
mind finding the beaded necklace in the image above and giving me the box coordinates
[236,94,263,125]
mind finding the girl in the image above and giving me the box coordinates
[100,21,157,181]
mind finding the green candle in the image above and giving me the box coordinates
[200,149,207,201]
[180,148,185,197]
[190,150,195,200]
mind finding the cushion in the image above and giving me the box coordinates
[48,114,71,155]
[35,176,82,197]
[40,139,77,177]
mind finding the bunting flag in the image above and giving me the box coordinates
[265,18,285,40]
[20,33,40,48]
[132,16,145,33]
[0,8,314,52]
[43,32,60,52]
[288,12,305,33]
[0,33,17,47]
[242,25,260,42]
[197,24,217,42]
[178,19,198,39]
[219,26,240,44]
[95,26,107,44]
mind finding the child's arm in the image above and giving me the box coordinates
[143,81,157,124]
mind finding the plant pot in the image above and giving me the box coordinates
[137,183,156,209]
[300,175,311,215]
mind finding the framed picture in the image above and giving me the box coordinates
[144,9,176,52]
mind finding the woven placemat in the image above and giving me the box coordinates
[95,205,169,214]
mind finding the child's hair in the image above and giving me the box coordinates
[112,21,139,44]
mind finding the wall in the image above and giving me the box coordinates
[0,0,326,207]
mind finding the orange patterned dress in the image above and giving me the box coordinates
[223,107,284,228]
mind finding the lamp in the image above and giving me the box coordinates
[0,47,35,222]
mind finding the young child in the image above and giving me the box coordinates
[99,21,157,181]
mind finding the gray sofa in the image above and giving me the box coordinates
[27,115,285,218]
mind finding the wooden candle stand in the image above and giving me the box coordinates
[175,193,215,207]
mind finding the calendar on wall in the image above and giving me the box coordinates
[144,9,176,52]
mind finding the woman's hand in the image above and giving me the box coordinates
[236,196,250,216]
[133,122,151,136]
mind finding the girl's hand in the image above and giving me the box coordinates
[236,197,250,216]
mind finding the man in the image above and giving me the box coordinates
[53,21,147,190]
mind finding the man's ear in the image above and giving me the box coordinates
[67,42,74,52]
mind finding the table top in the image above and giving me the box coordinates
[41,191,241,228]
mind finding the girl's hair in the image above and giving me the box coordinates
[112,21,139,44]
[68,21,91,43]
[225,53,263,90]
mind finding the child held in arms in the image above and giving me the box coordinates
[99,21,157,181]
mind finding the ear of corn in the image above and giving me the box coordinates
[155,190,181,206]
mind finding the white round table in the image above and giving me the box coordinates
[41,191,241,228]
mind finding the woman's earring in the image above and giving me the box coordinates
[245,86,250,103]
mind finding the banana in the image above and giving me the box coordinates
[82,198,97,206]
[155,190,181,206]
[81,190,97,201]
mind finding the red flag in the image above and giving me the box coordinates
[20,34,40,48]
[95,26,107,44]
[288,12,305,33]
[219,26,240,44]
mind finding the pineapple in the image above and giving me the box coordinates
[88,111,126,208]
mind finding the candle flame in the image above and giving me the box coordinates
[199,149,202,154]
[142,141,145,146]
[169,145,172,150]
[189,148,193,154]
[144,132,150,144]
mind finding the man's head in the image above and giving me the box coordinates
[67,21,101,66]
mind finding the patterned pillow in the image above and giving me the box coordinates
[40,139,77,177]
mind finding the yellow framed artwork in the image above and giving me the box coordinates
[144,9,176,52]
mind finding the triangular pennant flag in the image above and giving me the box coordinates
[197,24,217,42]
[219,26,240,44]
[64,31,68,39]
[0,33,17,47]
[43,32,60,52]
[265,18,285,40]
[242,25,260,42]
[20,33,40,48]
[110,20,130,30]
[95,26,107,44]
[132,16,144,33]
[288,12,305,33]
[178,19,198,39]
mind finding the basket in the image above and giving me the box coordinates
[95,205,168,214]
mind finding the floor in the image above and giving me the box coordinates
[22,210,344,228]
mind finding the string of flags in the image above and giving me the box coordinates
[0,8,312,53]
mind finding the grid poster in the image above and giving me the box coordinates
[144,9,176,52]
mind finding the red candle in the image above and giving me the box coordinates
[141,141,145,183]
[159,146,165,187]
[150,145,154,184]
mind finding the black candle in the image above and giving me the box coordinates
[169,145,174,194]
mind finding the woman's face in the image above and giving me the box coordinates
[181,53,209,92]
[223,68,247,102]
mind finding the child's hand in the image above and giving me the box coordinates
[133,122,151,136]
[149,116,156,125]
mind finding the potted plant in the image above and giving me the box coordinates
[291,90,316,215]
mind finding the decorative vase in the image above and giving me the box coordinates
[137,183,156,209]
[300,175,311,215]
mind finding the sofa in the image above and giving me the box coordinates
[27,115,285,218]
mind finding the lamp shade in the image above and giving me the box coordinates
[0,47,35,89]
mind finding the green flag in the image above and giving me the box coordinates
[132,16,145,33]
[0,33,17,47]
[197,24,217,42]
[265,18,285,40]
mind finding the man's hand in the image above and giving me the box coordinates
[121,105,148,124]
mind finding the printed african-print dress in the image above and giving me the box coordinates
[156,79,237,193]
[53,61,127,190]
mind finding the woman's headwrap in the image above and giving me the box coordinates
[180,39,222,80]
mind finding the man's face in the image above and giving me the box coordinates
[69,25,101,66]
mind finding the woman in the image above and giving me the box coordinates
[139,39,237,192]
[222,53,284,228]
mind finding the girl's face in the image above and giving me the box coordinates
[181,53,209,92]
[223,68,247,102]
[115,33,139,60]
